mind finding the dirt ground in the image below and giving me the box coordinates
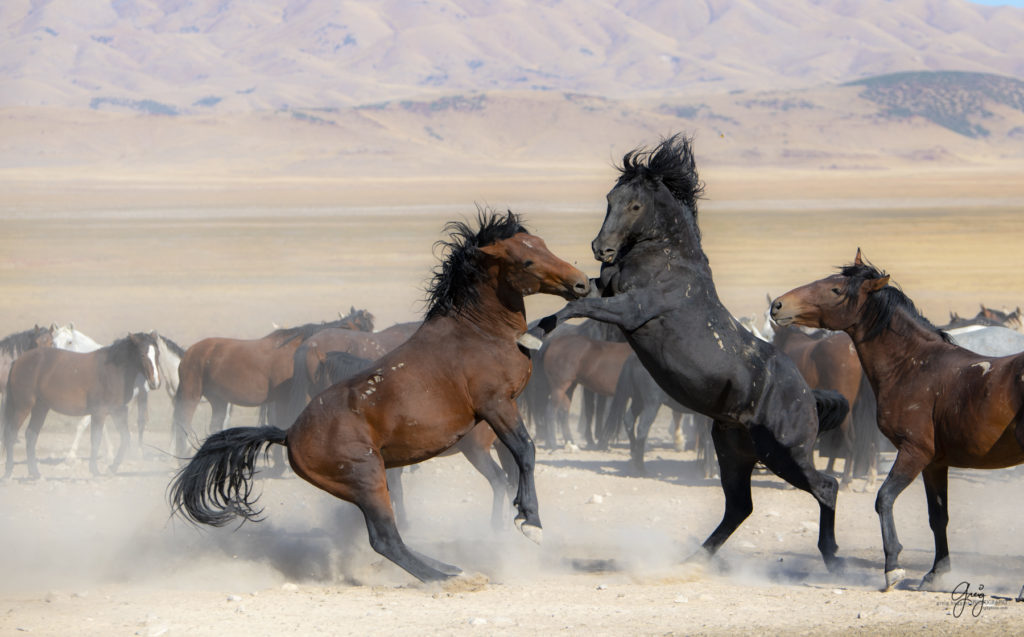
[1,171,1023,635]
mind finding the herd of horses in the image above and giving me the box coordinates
[2,134,1023,592]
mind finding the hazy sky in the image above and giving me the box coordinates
[969,0,1024,5]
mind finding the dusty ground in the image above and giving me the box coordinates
[1,171,1023,635]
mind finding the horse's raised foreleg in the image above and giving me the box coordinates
[535,292,657,336]
[919,463,950,590]
[24,405,49,480]
[874,449,924,591]
[480,402,542,542]
[696,422,757,561]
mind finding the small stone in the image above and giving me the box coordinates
[587,494,603,504]
[468,617,488,626]
[281,582,299,592]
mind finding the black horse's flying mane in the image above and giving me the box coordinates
[425,209,527,319]
[617,133,705,221]
[840,261,952,343]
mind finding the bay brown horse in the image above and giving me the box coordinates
[3,332,160,478]
[772,249,1024,591]
[169,210,589,582]
[171,308,374,455]
[288,347,516,530]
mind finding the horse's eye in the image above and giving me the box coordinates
[631,203,641,211]
[831,287,842,295]
[523,260,534,268]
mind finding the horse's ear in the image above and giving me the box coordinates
[50,322,58,330]
[854,247,864,265]
[477,243,503,259]
[865,275,889,293]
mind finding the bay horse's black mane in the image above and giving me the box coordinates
[425,208,527,319]
[0,326,48,356]
[840,262,952,343]
[616,133,705,223]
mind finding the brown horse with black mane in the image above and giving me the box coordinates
[3,332,161,478]
[171,308,374,455]
[772,249,1024,591]
[169,210,589,582]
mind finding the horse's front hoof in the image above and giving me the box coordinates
[516,519,543,545]
[883,568,906,592]
[825,556,847,576]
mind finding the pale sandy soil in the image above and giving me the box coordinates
[0,172,1022,635]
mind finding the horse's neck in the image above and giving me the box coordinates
[850,309,946,384]
[459,284,527,341]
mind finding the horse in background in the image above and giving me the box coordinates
[772,249,1024,591]
[943,305,1022,331]
[3,332,161,478]
[171,308,374,456]
[0,326,54,394]
[603,352,715,477]
[170,210,589,582]
[528,322,631,450]
[51,325,183,459]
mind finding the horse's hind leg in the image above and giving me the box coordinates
[24,405,50,479]
[696,422,757,560]
[918,463,950,590]
[335,463,459,582]
[747,424,843,574]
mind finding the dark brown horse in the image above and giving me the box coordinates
[770,323,875,489]
[169,210,589,582]
[0,325,54,395]
[171,308,374,455]
[536,327,632,449]
[3,332,161,478]
[772,249,1024,591]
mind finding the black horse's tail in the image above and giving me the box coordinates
[168,426,287,527]
[812,389,849,436]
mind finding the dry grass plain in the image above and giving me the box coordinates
[0,168,1023,635]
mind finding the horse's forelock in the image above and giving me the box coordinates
[616,134,704,213]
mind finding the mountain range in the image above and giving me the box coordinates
[2,0,1023,177]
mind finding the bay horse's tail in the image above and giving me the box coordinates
[812,389,849,436]
[168,425,287,527]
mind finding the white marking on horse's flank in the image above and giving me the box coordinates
[147,344,160,387]
[972,361,992,376]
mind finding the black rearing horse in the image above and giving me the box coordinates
[532,134,849,574]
